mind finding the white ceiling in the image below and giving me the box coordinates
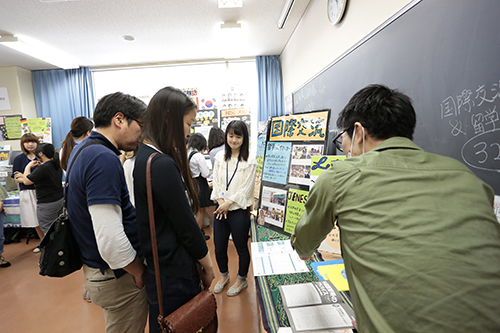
[0,0,312,71]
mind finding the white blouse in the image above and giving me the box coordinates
[210,150,257,211]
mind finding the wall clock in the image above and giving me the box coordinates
[328,0,347,25]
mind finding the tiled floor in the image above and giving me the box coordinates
[0,225,262,332]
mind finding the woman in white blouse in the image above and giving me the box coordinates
[211,120,256,297]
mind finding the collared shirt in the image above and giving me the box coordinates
[292,137,500,332]
[187,147,210,179]
[66,131,141,278]
[211,150,256,210]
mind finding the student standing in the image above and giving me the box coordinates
[60,116,93,171]
[187,133,212,237]
[0,184,11,268]
[66,92,148,333]
[208,126,225,167]
[211,120,256,296]
[133,86,214,332]
[22,143,63,236]
[12,133,42,247]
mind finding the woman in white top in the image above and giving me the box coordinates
[187,133,212,231]
[211,120,257,296]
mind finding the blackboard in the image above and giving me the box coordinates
[292,0,500,195]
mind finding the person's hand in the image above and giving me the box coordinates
[199,264,215,290]
[299,256,314,261]
[214,200,232,219]
[133,265,147,289]
[29,160,41,167]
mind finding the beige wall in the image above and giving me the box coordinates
[281,0,414,97]
[0,66,37,151]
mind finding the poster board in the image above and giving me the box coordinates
[257,109,330,235]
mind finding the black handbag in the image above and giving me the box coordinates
[38,140,107,277]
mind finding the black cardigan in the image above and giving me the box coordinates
[134,144,208,278]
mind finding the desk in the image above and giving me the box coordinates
[251,222,353,333]
[3,191,21,227]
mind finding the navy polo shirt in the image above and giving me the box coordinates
[66,131,141,278]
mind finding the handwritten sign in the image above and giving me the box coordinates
[262,142,292,185]
[310,155,346,189]
[284,188,309,234]
[270,111,328,141]
[441,80,500,173]
[220,108,248,117]
[4,116,22,140]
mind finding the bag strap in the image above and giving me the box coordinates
[146,152,207,325]
[188,149,197,162]
[62,140,109,212]
[145,152,164,320]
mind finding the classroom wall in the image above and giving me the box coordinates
[281,0,413,97]
[0,66,38,150]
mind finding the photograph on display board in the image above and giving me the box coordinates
[289,143,325,186]
[260,186,287,228]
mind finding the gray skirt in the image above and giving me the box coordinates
[37,198,64,234]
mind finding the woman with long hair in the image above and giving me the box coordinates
[208,126,225,167]
[12,133,42,246]
[133,86,215,332]
[187,133,211,238]
[21,143,64,236]
[60,116,93,171]
[211,120,257,296]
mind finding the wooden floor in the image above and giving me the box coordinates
[0,225,263,333]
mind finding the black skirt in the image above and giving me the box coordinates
[195,176,214,208]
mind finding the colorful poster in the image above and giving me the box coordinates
[254,130,267,200]
[21,117,52,143]
[289,144,325,186]
[262,142,292,185]
[3,116,22,140]
[270,110,328,141]
[310,155,346,189]
[260,186,287,228]
[220,109,250,132]
[194,108,218,127]
[284,188,309,234]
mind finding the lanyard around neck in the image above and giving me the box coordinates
[226,159,240,191]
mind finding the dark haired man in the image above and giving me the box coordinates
[67,92,148,333]
[292,84,500,332]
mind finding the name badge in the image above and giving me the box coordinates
[221,191,231,199]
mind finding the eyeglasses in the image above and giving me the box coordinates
[332,129,346,152]
[128,117,144,128]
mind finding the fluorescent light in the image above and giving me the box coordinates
[278,0,295,29]
[220,22,243,59]
[0,34,79,69]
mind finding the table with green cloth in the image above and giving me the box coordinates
[251,222,353,333]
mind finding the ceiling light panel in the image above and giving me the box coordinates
[218,0,242,8]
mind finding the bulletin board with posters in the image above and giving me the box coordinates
[256,109,330,235]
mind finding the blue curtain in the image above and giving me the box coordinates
[32,67,95,148]
[256,55,285,122]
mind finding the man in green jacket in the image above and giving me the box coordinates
[292,84,500,332]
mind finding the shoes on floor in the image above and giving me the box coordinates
[33,247,41,253]
[214,276,230,294]
[227,280,248,297]
[82,289,92,303]
[0,255,11,268]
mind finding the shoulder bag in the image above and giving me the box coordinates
[146,152,218,333]
[38,140,105,277]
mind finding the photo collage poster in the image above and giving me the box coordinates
[257,109,330,235]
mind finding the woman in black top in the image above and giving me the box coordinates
[22,143,63,235]
[133,86,215,332]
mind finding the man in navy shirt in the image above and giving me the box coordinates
[67,92,147,333]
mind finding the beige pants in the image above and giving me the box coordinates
[83,265,148,333]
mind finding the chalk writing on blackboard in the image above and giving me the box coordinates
[441,80,500,172]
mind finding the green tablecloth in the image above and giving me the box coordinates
[251,222,353,333]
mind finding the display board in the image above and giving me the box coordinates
[292,0,500,195]
[257,110,330,235]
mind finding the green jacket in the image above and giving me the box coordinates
[292,137,500,332]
